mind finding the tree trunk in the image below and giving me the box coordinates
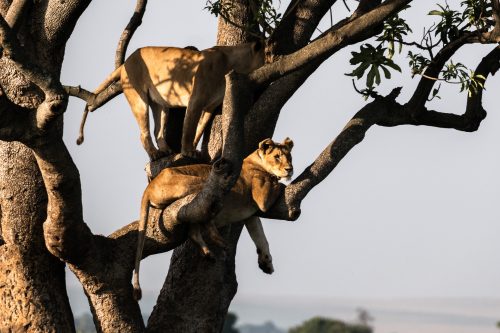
[146,1,262,332]
[0,142,74,332]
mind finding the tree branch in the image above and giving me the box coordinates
[250,0,411,86]
[29,138,93,264]
[407,33,480,112]
[268,0,339,56]
[41,0,92,46]
[115,0,148,68]
[5,0,30,30]
[177,71,250,224]
[0,14,67,131]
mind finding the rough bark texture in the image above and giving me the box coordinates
[0,142,74,332]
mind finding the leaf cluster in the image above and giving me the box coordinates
[347,44,401,90]
[347,1,492,99]
[205,0,282,36]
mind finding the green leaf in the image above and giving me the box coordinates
[381,65,392,79]
[367,66,378,88]
[428,10,444,16]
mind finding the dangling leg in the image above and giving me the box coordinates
[205,220,226,249]
[188,224,214,260]
[124,88,161,161]
[151,102,172,156]
[193,110,214,149]
[245,216,274,274]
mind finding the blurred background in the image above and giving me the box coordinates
[61,1,500,332]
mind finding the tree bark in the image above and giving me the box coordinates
[147,1,259,332]
[0,142,74,333]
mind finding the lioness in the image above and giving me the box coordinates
[133,138,294,300]
[80,42,264,160]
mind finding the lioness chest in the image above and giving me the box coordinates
[123,47,205,107]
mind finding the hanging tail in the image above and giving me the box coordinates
[133,194,150,301]
[76,65,123,145]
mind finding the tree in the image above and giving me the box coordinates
[289,317,372,333]
[0,0,498,332]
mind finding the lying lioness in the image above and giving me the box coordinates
[80,42,264,160]
[133,138,294,300]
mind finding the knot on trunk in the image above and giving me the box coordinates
[43,219,90,264]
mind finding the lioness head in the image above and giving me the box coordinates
[258,138,294,180]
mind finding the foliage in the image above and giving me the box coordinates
[461,0,493,30]
[376,14,412,59]
[205,0,282,36]
[347,1,492,99]
[289,317,372,333]
[428,3,462,44]
[347,44,401,90]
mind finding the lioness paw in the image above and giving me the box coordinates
[258,252,274,274]
[181,149,202,159]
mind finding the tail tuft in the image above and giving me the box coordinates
[76,135,84,145]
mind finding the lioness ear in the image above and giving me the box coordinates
[259,138,274,152]
[283,137,294,151]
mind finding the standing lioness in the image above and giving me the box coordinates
[133,138,294,300]
[79,42,264,160]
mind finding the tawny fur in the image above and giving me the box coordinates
[78,42,264,160]
[133,138,294,300]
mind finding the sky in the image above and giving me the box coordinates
[60,0,500,329]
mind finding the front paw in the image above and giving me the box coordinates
[181,149,201,159]
[258,252,274,274]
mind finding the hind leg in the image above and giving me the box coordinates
[205,221,226,249]
[188,224,214,260]
[124,88,161,161]
[151,102,172,156]
[181,92,206,158]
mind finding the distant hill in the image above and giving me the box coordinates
[238,321,286,333]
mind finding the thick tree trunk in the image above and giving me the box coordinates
[0,142,74,332]
[146,1,260,332]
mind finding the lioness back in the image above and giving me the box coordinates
[146,164,212,207]
[122,47,204,108]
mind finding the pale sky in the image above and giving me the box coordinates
[61,0,500,323]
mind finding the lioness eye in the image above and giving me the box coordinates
[274,155,280,161]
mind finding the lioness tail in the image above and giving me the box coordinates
[76,65,123,145]
[133,194,150,301]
